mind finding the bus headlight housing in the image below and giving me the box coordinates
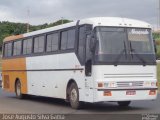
[144,81,156,87]
[104,82,117,88]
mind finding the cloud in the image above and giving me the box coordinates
[0,0,157,28]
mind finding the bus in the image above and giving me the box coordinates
[2,17,158,109]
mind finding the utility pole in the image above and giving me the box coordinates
[27,8,30,33]
[61,17,64,24]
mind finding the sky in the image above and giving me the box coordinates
[0,0,158,28]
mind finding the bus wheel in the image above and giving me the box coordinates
[15,80,24,99]
[117,101,131,107]
[69,83,82,109]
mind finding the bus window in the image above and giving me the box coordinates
[60,29,75,50]
[67,29,75,49]
[13,40,22,56]
[4,42,12,57]
[61,31,67,50]
[46,33,59,52]
[23,38,32,55]
[34,35,45,53]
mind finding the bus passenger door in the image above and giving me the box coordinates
[84,33,94,102]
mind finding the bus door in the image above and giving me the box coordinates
[84,32,94,102]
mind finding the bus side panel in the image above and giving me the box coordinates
[2,58,28,94]
[26,53,86,101]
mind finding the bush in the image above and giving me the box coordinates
[156,45,160,59]
[156,41,160,45]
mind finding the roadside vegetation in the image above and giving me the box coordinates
[153,32,160,89]
[153,32,160,59]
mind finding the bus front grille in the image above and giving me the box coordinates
[104,73,154,78]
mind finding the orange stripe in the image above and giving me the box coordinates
[2,58,27,94]
[4,35,24,42]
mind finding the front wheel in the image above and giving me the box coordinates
[69,83,82,109]
[15,80,24,99]
[117,101,131,107]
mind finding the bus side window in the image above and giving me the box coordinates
[4,42,12,57]
[23,38,32,55]
[67,29,75,49]
[60,29,75,50]
[61,31,68,50]
[13,40,22,56]
[4,43,8,57]
[33,35,45,53]
[46,33,59,52]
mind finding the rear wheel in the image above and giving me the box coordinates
[69,83,82,109]
[15,80,24,99]
[118,101,131,107]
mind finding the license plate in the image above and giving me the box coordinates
[126,90,136,95]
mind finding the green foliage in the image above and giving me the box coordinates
[0,19,72,49]
[153,33,160,40]
[153,32,160,58]
[156,46,160,58]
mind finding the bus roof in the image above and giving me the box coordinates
[4,17,151,42]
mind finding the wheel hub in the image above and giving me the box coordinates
[71,89,77,102]
[16,83,21,96]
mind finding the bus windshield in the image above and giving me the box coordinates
[95,27,156,65]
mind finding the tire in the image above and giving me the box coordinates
[15,80,24,99]
[69,82,82,109]
[118,101,131,107]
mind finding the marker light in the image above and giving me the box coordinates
[151,82,156,86]
[144,81,156,87]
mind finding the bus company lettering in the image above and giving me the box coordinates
[130,29,149,35]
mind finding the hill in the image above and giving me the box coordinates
[0,19,72,50]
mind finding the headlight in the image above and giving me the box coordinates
[144,81,156,87]
[144,81,150,86]
[151,82,156,86]
[104,82,117,88]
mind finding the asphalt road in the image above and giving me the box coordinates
[0,88,160,115]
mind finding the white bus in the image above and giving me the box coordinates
[2,17,158,109]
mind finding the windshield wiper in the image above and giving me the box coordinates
[114,41,127,66]
[129,42,146,66]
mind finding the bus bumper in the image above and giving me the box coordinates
[94,88,158,102]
